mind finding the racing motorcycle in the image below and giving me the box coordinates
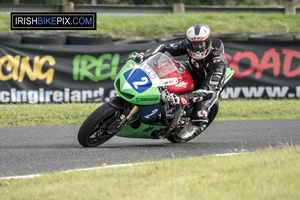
[78,52,234,147]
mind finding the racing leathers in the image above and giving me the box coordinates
[144,38,227,127]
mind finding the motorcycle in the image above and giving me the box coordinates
[78,52,234,147]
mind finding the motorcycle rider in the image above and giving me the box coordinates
[131,24,228,139]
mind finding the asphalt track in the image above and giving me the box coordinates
[1,119,300,177]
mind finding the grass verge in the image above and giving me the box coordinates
[1,13,300,39]
[0,145,299,200]
[216,99,300,121]
[1,99,299,127]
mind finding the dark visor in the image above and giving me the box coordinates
[190,41,208,52]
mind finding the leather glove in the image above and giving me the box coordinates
[131,52,145,64]
[166,93,188,105]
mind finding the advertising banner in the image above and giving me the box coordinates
[0,41,299,103]
[222,41,300,99]
[0,43,156,103]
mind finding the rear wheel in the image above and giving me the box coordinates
[78,103,121,147]
[167,101,219,143]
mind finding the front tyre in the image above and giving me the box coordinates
[167,101,219,143]
[78,103,121,147]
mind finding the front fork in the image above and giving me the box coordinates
[126,105,139,120]
[108,96,140,133]
[109,95,140,121]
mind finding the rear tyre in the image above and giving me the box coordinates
[213,32,249,41]
[67,34,112,45]
[0,33,22,44]
[167,101,219,143]
[78,103,121,147]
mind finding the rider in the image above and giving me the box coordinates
[131,24,228,139]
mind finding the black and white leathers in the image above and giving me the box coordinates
[145,38,227,126]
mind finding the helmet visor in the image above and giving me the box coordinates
[188,40,210,53]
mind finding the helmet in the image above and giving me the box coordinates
[186,24,212,60]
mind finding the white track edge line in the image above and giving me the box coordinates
[213,153,241,156]
[0,162,147,180]
[0,153,240,180]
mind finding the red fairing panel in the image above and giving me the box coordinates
[167,61,195,95]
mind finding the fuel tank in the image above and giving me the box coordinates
[167,61,195,95]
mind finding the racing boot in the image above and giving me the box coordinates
[177,122,198,139]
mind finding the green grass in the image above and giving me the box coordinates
[0,99,299,127]
[1,13,300,39]
[1,145,299,200]
[0,103,100,127]
[216,99,300,121]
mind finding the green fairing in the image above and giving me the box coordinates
[225,68,234,80]
[114,61,234,139]
[114,60,161,105]
[116,122,166,138]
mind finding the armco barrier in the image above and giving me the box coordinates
[0,33,300,103]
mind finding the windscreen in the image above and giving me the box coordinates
[140,52,182,81]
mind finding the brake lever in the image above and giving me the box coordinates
[121,58,131,64]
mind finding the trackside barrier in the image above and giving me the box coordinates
[0,4,298,15]
[0,33,299,103]
[1,32,300,45]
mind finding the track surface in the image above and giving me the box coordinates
[1,119,299,177]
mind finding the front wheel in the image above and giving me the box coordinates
[78,103,121,147]
[167,101,219,143]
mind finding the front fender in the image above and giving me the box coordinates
[108,96,126,110]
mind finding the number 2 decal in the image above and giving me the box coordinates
[123,69,152,93]
[133,77,148,89]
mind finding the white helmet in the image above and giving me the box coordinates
[186,24,212,60]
